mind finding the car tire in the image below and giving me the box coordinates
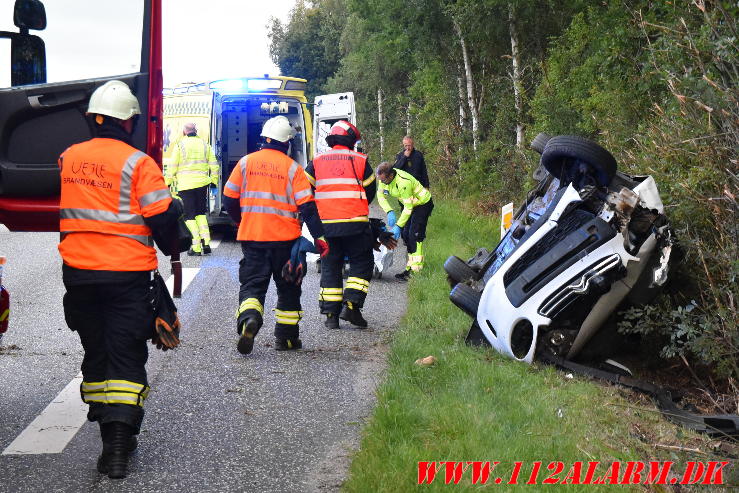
[540,135,617,187]
[449,283,481,317]
[444,256,477,284]
[530,132,551,154]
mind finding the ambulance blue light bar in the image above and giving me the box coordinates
[209,78,283,92]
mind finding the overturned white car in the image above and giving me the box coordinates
[446,135,677,363]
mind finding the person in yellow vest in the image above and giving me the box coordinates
[58,80,184,479]
[165,123,219,255]
[376,161,434,281]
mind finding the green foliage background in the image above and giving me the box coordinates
[269,0,738,382]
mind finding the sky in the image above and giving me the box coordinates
[0,0,297,87]
[162,0,296,87]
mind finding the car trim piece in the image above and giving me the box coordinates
[538,254,622,318]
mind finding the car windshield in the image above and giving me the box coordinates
[485,176,561,280]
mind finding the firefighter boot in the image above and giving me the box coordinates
[105,422,136,479]
[324,313,339,329]
[97,422,138,474]
[185,220,202,256]
[275,337,302,351]
[339,301,368,328]
[201,240,212,255]
[195,215,211,254]
[237,316,260,355]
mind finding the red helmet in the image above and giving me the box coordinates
[325,120,361,148]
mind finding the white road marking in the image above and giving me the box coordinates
[165,267,200,296]
[3,268,203,455]
[208,238,221,249]
[2,373,87,455]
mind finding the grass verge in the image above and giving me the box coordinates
[344,199,735,492]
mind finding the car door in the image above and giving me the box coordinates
[312,92,356,157]
[0,0,162,231]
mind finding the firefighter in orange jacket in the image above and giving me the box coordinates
[223,116,328,354]
[305,121,376,328]
[58,81,184,479]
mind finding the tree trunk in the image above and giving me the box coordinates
[406,102,411,136]
[509,3,525,149]
[456,63,467,129]
[453,18,479,153]
[377,88,384,160]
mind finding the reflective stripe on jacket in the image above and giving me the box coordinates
[58,138,172,271]
[377,168,431,227]
[312,149,369,223]
[223,148,314,242]
[166,135,218,190]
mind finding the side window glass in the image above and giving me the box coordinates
[0,0,144,89]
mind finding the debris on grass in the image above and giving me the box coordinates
[414,355,436,367]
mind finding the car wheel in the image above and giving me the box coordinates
[541,135,617,187]
[444,255,477,284]
[530,132,551,154]
[449,283,481,317]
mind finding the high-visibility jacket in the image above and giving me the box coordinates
[223,148,314,242]
[311,148,373,224]
[378,168,431,228]
[165,135,218,191]
[58,138,172,271]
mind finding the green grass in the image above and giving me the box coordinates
[344,199,729,492]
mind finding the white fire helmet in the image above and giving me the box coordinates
[87,80,141,121]
[260,115,295,143]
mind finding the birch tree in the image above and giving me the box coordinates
[509,2,525,148]
[377,88,385,159]
[453,18,479,152]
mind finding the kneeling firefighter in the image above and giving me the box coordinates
[305,121,376,328]
[58,80,185,479]
[223,115,329,353]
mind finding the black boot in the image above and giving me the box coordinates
[106,422,135,479]
[98,423,137,474]
[274,338,302,351]
[237,316,260,355]
[339,302,368,328]
[324,313,339,329]
[97,423,112,474]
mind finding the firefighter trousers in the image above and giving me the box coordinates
[62,274,152,433]
[238,243,302,340]
[319,228,374,315]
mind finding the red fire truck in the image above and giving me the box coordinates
[0,0,164,339]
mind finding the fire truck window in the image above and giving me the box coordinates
[0,0,144,89]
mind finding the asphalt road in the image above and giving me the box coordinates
[0,221,407,492]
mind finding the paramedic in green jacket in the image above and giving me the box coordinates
[376,161,434,281]
[165,123,219,255]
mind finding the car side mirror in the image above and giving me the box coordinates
[1,0,47,86]
[14,0,47,32]
[11,34,46,85]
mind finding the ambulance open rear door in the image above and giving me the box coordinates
[312,92,356,156]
